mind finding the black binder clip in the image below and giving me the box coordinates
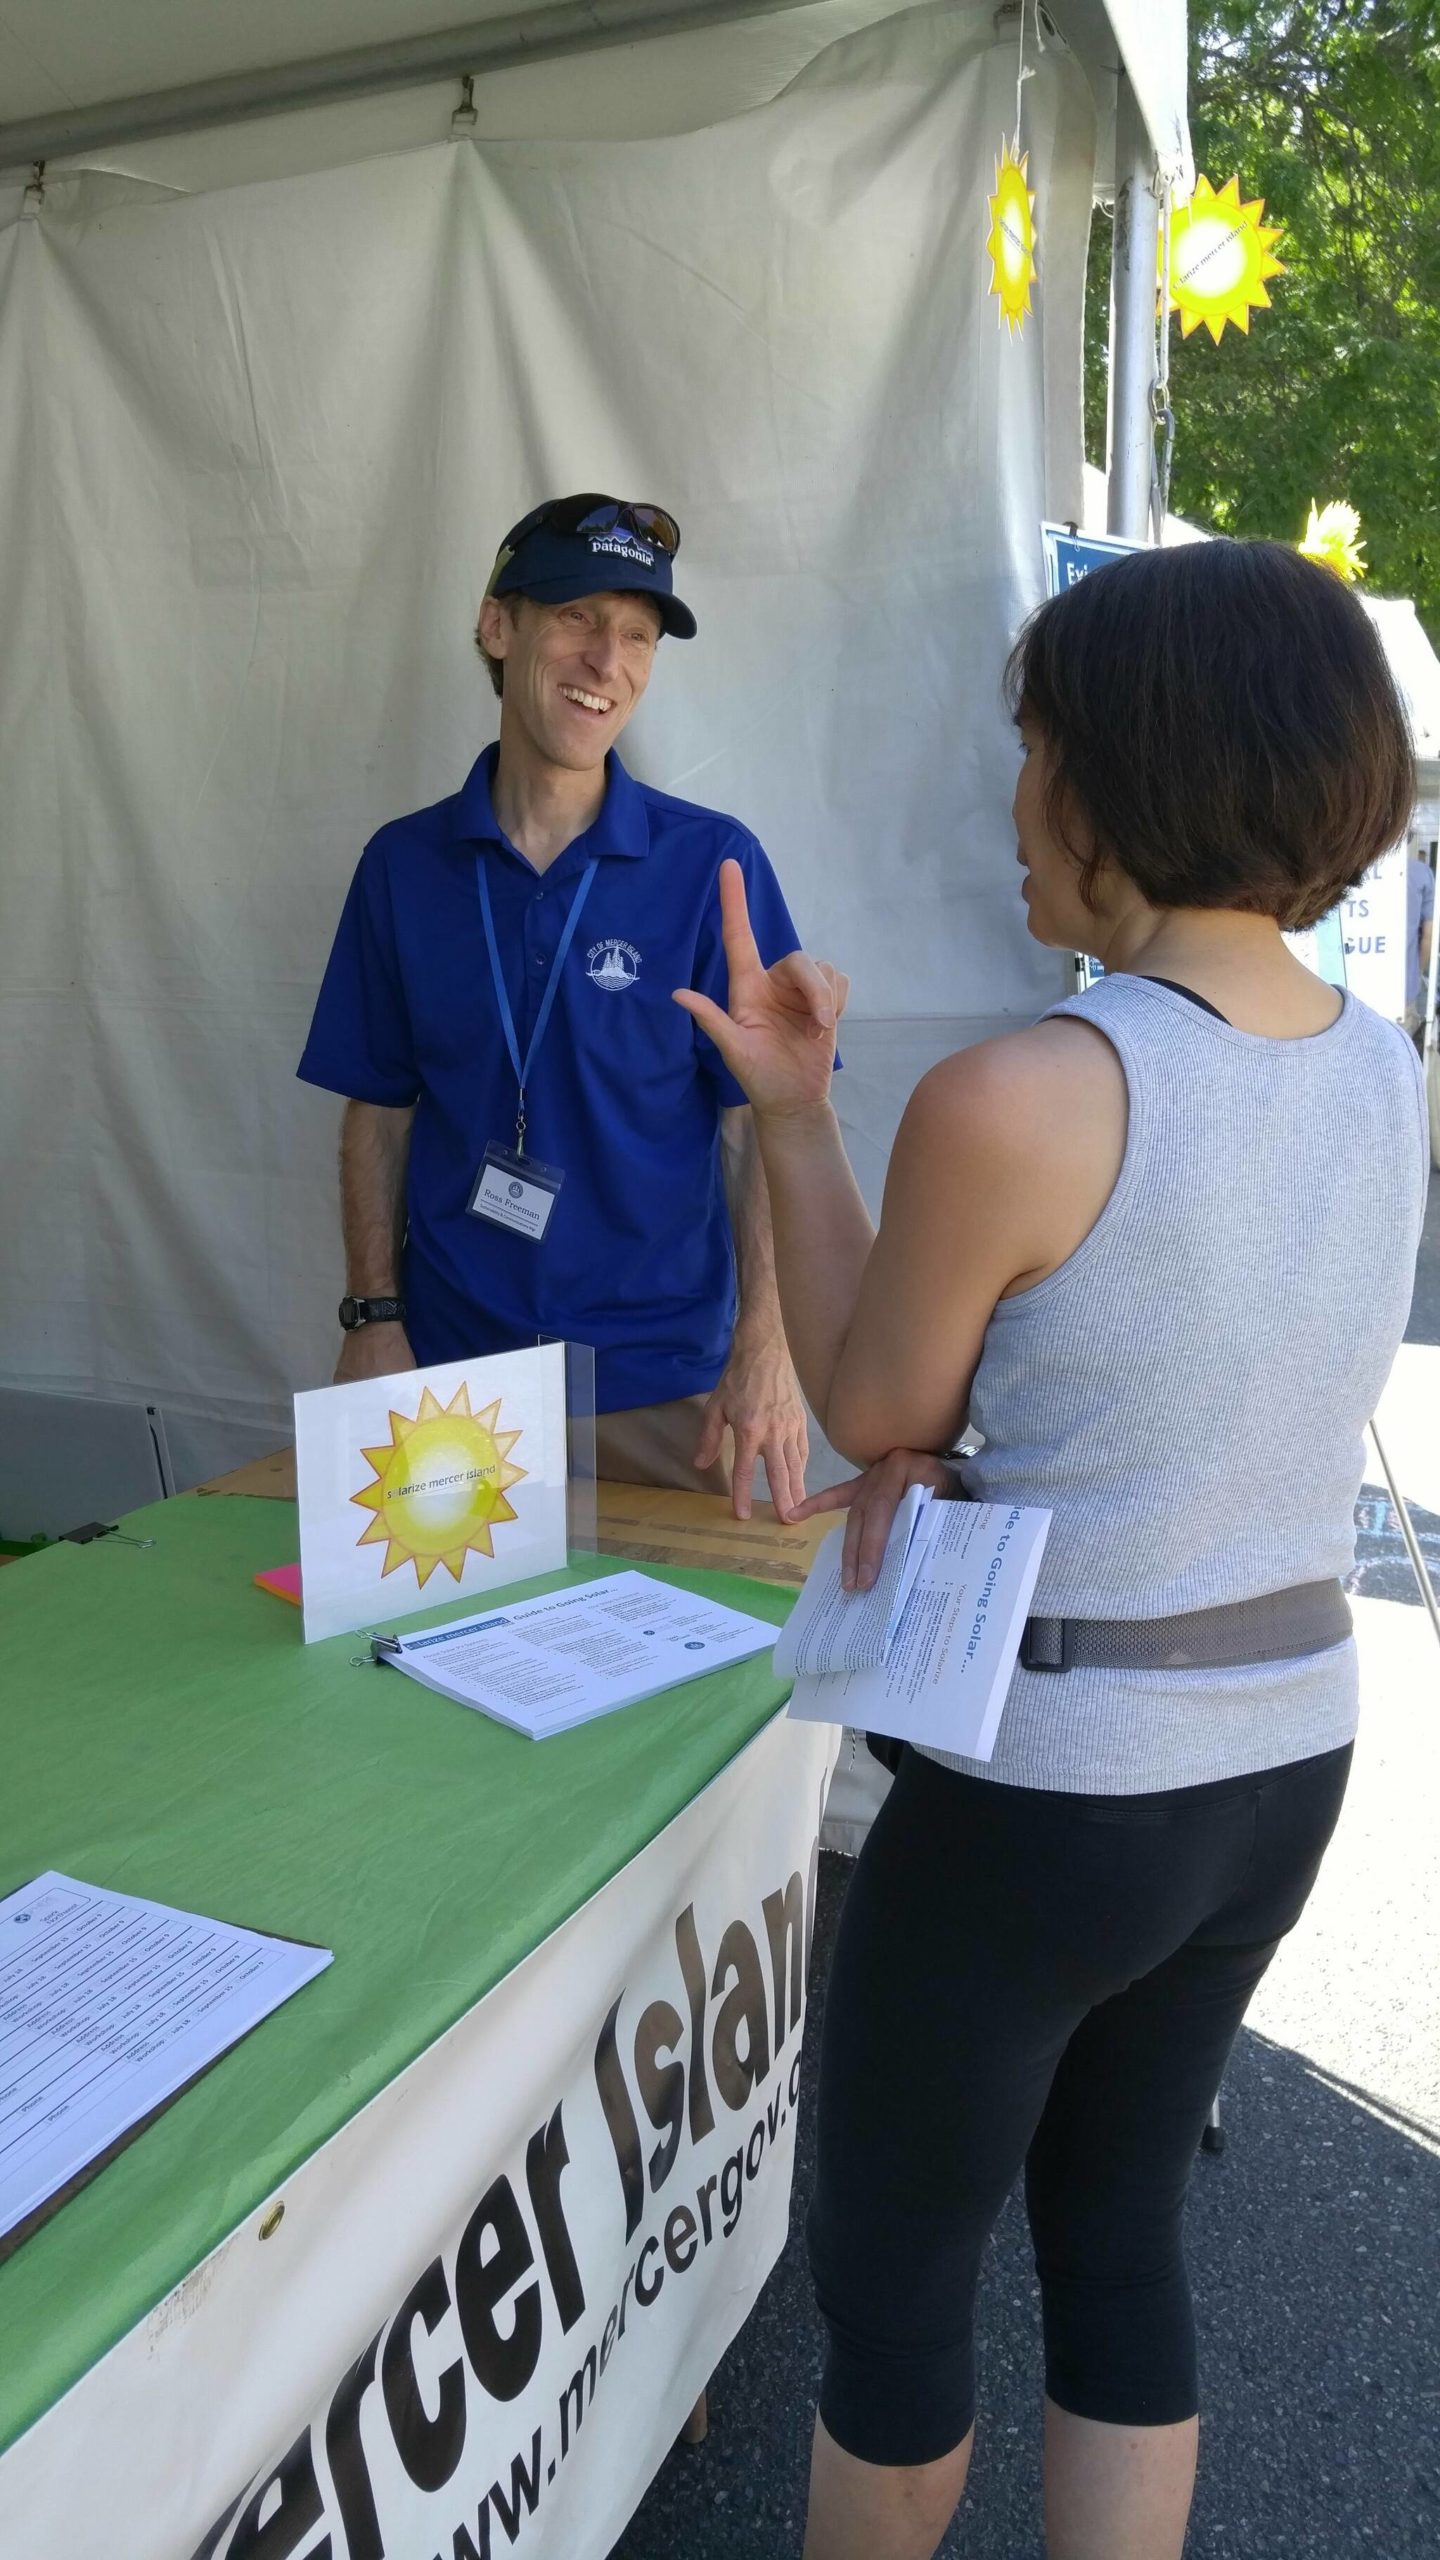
[62,1519,155,1552]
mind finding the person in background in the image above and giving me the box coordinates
[676,540,1426,2560]
[298,493,809,1517]
[1404,836,1434,1047]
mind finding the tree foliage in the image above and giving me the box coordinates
[1084,2,1440,638]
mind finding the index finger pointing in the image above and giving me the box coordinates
[717,857,765,981]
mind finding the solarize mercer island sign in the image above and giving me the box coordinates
[294,1347,570,1644]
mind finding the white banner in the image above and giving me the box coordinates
[0,1714,837,2560]
[1340,843,1408,1026]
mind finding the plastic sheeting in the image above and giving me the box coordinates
[0,0,1094,1486]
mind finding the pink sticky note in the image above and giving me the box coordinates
[254,1563,303,1608]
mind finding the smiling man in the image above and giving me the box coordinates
[297,492,810,1516]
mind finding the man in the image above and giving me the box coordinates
[1404,839,1434,1050]
[298,492,809,1517]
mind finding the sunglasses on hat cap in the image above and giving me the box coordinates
[487,491,681,594]
[524,492,680,556]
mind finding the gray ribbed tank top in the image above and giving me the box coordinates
[920,975,1428,1794]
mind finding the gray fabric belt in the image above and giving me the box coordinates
[1019,1578,1353,1674]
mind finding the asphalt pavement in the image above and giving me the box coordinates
[613,1189,1440,2559]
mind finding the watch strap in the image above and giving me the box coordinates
[340,1295,406,1329]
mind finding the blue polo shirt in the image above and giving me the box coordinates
[298,747,802,1410]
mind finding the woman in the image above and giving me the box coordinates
[674,540,1426,2560]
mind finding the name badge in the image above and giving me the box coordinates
[467,1143,564,1243]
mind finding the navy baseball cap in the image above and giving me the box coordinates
[488,492,697,639]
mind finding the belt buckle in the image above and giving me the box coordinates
[1020,1615,1075,1673]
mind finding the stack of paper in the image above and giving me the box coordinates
[779,1490,1050,1763]
[0,1874,331,2248]
[377,1569,776,1738]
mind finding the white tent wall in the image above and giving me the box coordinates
[0,0,1096,1491]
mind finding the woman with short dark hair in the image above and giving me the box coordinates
[675,540,1427,2560]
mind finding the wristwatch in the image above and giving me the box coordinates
[338,1295,407,1330]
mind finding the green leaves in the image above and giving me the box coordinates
[1085,2,1440,639]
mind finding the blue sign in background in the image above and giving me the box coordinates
[1040,521,1146,596]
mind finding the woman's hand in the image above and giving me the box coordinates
[674,859,849,1119]
[793,1449,957,1590]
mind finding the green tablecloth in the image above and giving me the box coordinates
[0,1496,796,2456]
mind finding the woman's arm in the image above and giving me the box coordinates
[677,862,1128,1462]
[755,1044,1057,1459]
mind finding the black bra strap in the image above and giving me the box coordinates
[1138,975,1231,1025]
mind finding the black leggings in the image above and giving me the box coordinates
[807,1741,1351,2465]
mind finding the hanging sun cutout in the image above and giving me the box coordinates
[1298,499,1367,584]
[1164,173,1284,343]
[351,1382,527,1586]
[986,143,1037,337]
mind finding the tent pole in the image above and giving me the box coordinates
[1106,73,1160,542]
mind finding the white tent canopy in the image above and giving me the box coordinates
[0,3,1187,1489]
[1366,596,1440,813]
[0,0,1190,189]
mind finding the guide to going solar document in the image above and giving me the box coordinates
[373,1569,777,1737]
[777,1487,1051,1762]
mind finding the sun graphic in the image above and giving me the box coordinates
[1298,499,1367,584]
[1165,173,1284,344]
[986,143,1037,337]
[350,1382,527,1586]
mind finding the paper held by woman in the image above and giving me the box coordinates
[781,1489,1050,1763]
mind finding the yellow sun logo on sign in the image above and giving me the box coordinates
[351,1382,527,1586]
[987,143,1037,337]
[1165,173,1284,343]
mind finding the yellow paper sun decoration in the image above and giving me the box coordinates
[1164,173,1284,343]
[987,142,1037,337]
[1298,500,1367,584]
[351,1380,527,1585]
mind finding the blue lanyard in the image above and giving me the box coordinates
[476,854,599,1156]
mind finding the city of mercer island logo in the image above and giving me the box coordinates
[586,937,641,992]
